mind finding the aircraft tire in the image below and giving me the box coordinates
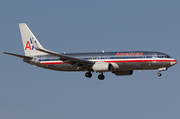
[157,73,162,77]
[85,72,92,78]
[98,74,105,80]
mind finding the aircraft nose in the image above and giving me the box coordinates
[170,59,177,66]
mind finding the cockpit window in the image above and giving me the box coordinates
[167,55,171,58]
[162,55,171,58]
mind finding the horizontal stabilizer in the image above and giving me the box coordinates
[3,52,33,59]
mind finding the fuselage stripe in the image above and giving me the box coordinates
[40,59,176,65]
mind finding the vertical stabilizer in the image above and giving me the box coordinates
[19,23,48,56]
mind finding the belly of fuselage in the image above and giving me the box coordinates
[39,62,170,72]
[116,62,170,70]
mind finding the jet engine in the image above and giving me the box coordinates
[112,70,133,76]
[92,62,112,72]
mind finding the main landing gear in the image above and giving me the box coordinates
[85,72,105,80]
[85,72,92,78]
[98,73,105,80]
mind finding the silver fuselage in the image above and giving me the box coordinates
[24,51,177,72]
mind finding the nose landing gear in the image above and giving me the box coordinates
[157,67,167,77]
[157,72,162,77]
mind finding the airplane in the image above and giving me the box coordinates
[3,23,177,80]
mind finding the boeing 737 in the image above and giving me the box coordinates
[3,23,177,80]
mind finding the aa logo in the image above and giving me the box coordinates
[25,37,37,50]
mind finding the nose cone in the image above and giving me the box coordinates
[170,59,177,66]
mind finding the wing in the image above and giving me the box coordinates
[31,39,94,69]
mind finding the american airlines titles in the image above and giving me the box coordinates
[115,52,143,56]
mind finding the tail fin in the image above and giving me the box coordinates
[19,23,48,56]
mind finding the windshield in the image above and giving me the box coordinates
[162,55,171,58]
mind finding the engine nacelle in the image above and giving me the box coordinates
[92,62,112,72]
[112,70,133,76]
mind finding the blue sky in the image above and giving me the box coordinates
[1,0,180,119]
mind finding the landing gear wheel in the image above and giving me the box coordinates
[98,74,105,80]
[85,72,92,78]
[157,73,162,77]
